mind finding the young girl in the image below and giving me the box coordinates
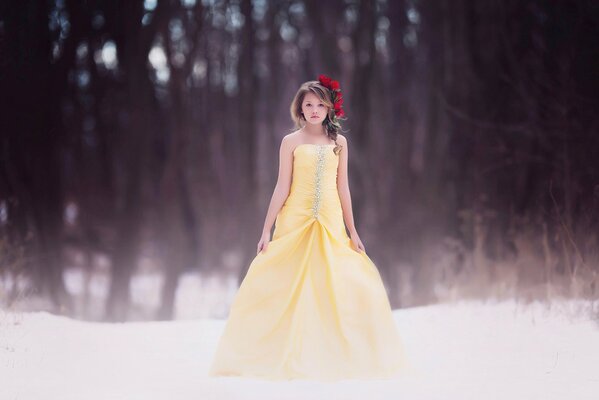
[208,75,414,381]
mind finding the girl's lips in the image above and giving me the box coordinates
[311,116,319,119]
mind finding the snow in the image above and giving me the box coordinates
[1,299,598,400]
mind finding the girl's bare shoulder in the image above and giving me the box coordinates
[279,131,303,151]
[282,130,304,146]
[286,130,303,140]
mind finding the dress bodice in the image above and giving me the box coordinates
[285,144,339,219]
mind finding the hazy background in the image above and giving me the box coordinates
[1,0,598,322]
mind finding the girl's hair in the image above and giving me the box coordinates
[289,80,344,155]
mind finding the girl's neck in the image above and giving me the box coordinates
[302,124,326,137]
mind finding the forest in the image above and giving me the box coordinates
[1,0,598,322]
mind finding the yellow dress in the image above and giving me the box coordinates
[208,143,414,381]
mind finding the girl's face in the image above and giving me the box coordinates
[301,92,328,125]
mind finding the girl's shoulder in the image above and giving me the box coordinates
[285,130,303,141]
[279,131,302,152]
[282,130,306,147]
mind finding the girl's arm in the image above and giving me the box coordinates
[336,135,365,253]
[336,134,357,235]
[261,136,294,235]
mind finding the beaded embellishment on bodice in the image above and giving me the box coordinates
[312,145,326,219]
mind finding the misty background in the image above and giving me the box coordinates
[1,0,598,322]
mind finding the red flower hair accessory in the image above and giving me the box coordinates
[318,74,345,118]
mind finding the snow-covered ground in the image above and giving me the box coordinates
[1,299,598,400]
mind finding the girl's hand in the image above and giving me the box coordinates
[350,231,365,253]
[257,231,271,254]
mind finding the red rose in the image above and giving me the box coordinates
[318,73,345,118]
[319,74,332,87]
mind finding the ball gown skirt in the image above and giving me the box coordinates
[208,144,415,381]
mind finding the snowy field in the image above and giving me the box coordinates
[1,298,598,400]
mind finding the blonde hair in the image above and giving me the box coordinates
[289,80,344,155]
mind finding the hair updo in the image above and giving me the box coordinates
[289,80,344,155]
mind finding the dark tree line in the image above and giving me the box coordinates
[1,0,597,321]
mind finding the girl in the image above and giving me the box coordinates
[209,75,414,381]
